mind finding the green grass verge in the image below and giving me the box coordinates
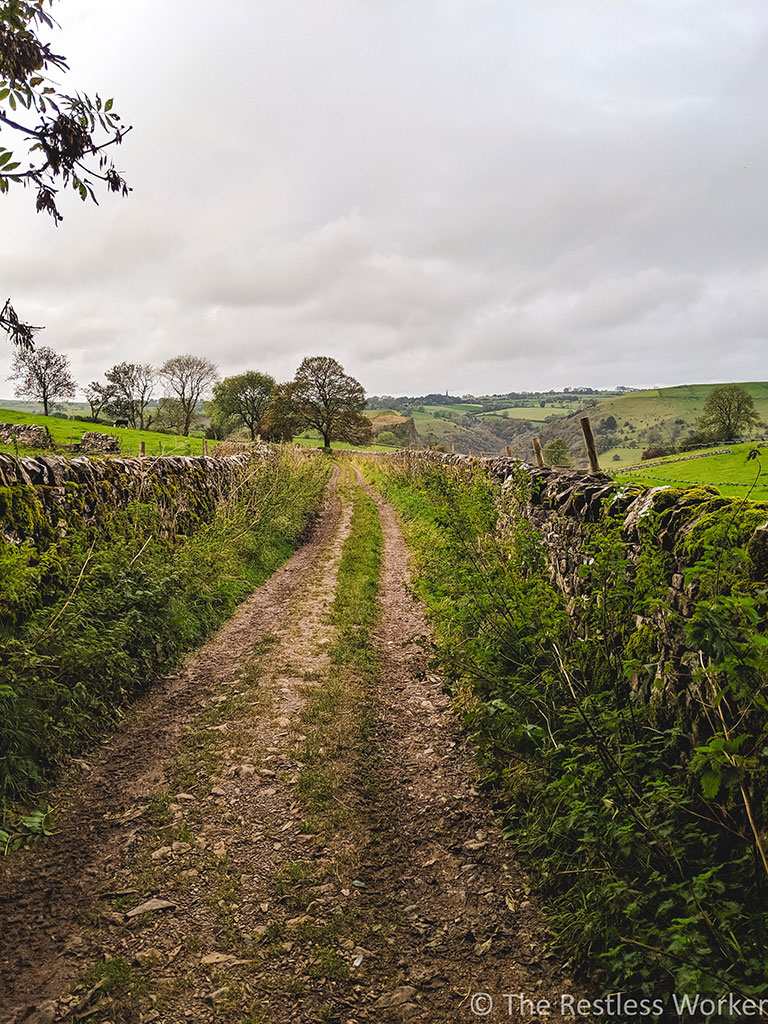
[294,483,382,839]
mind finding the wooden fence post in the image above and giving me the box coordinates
[202,439,209,456]
[532,436,545,468]
[505,445,512,457]
[139,441,146,457]
[579,416,601,474]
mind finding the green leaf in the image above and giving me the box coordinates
[0,150,13,167]
[105,97,113,111]
[701,769,721,799]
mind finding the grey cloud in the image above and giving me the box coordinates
[1,0,767,396]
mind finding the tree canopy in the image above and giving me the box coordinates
[211,371,276,441]
[289,356,372,450]
[160,354,219,437]
[543,436,571,467]
[697,384,760,441]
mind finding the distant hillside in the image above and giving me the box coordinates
[366,391,620,455]
[365,383,768,462]
[505,382,768,469]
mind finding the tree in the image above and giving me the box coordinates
[159,354,218,436]
[211,371,275,440]
[288,356,372,450]
[1,1,131,347]
[205,399,237,440]
[9,343,75,414]
[697,384,760,441]
[543,437,570,467]
[84,379,114,422]
[102,361,156,428]
[261,382,304,442]
[154,396,187,435]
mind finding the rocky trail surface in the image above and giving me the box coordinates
[1,467,573,1023]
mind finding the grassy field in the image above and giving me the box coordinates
[614,442,768,498]
[0,407,215,457]
[0,409,393,457]
[478,404,570,422]
[408,410,461,439]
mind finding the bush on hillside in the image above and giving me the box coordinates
[641,444,674,460]
[677,431,715,452]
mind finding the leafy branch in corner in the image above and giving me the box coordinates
[1,0,132,344]
[1,296,42,348]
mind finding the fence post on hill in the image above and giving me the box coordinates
[202,439,209,456]
[451,442,455,453]
[579,416,601,474]
[532,436,545,468]
[505,445,512,457]
[140,441,146,457]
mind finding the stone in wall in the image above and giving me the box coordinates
[0,422,53,449]
[78,431,121,454]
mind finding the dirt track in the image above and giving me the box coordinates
[1,467,572,1023]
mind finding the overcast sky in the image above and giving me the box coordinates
[2,0,767,398]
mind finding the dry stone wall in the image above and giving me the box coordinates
[78,431,121,454]
[0,422,53,449]
[366,449,768,724]
[0,451,268,546]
